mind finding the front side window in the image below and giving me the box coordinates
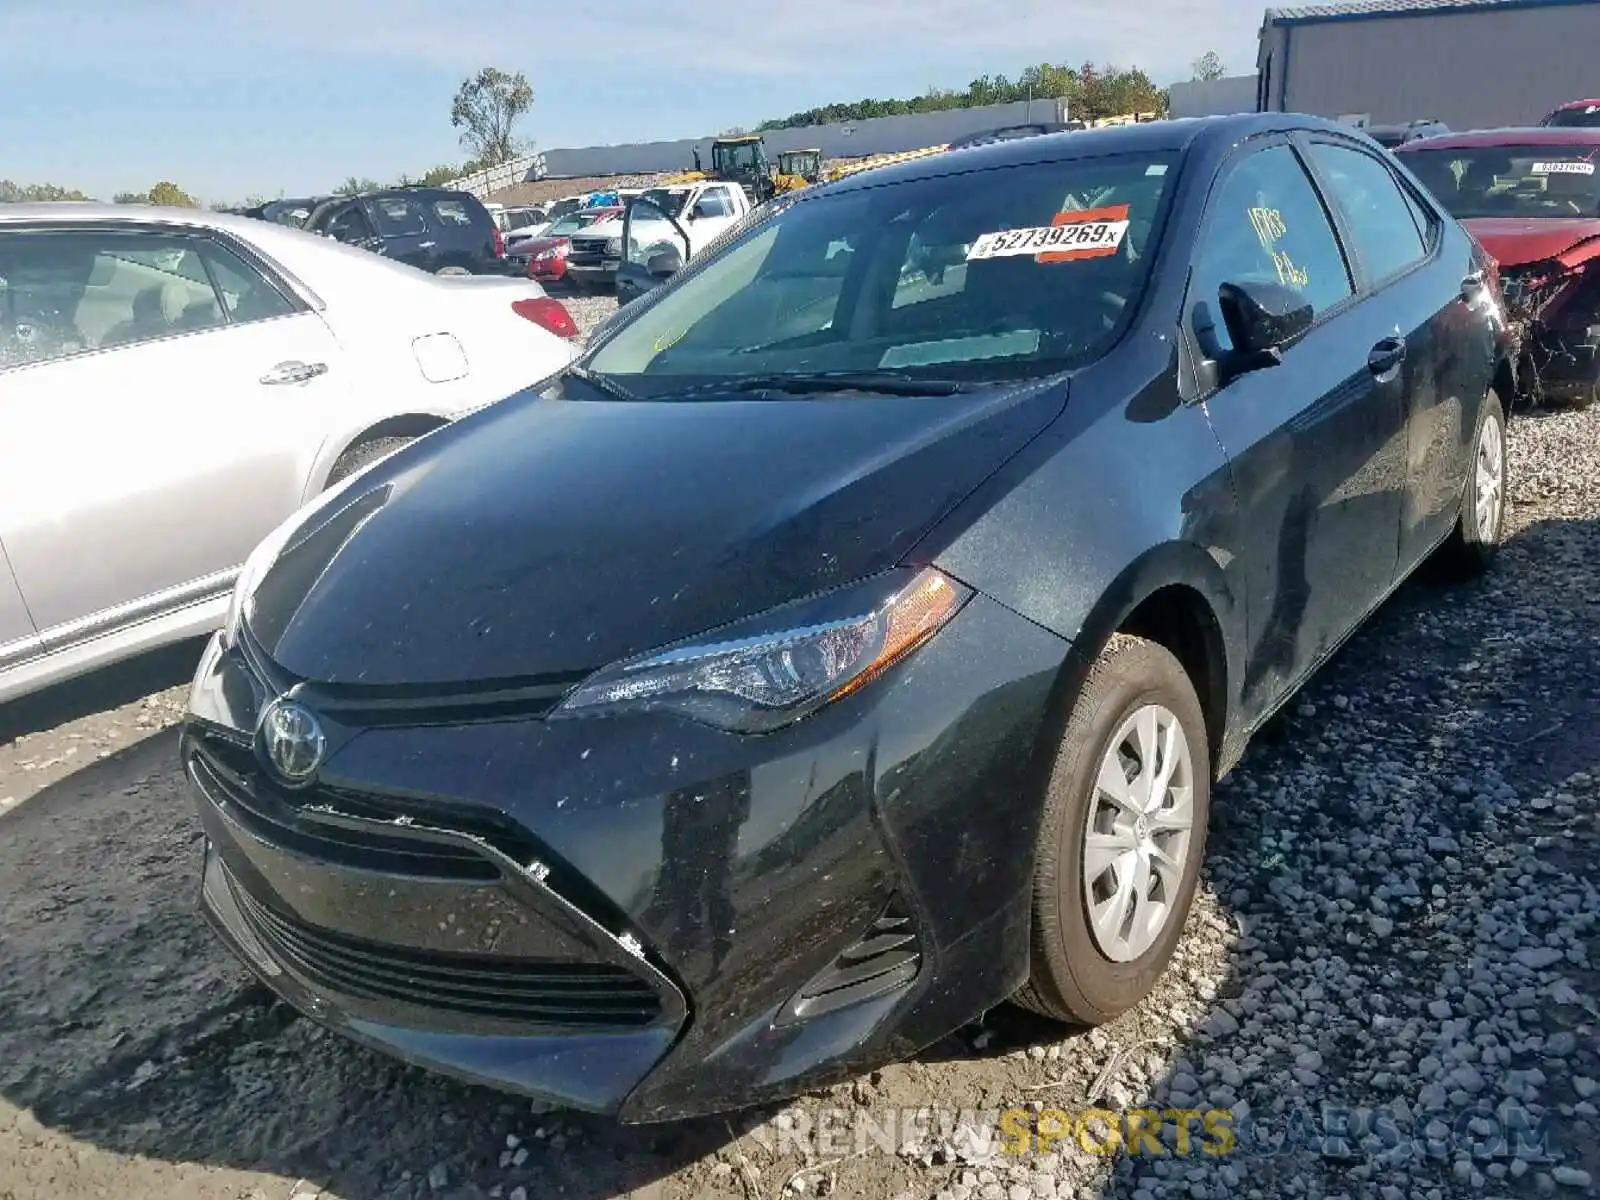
[0,230,227,368]
[326,205,376,244]
[586,152,1181,390]
[370,196,429,237]
[1190,144,1354,355]
[1402,144,1600,219]
[1306,142,1427,284]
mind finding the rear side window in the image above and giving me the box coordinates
[1190,144,1354,355]
[201,240,297,323]
[432,199,477,228]
[0,230,226,368]
[1305,142,1427,285]
[370,196,429,237]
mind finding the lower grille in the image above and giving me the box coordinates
[232,883,662,1028]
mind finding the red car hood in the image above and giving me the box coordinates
[1463,217,1600,268]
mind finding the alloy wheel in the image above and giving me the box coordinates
[1081,703,1196,963]
[1475,415,1504,544]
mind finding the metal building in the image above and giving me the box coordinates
[1258,0,1600,130]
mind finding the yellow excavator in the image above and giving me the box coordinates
[773,149,824,193]
[659,135,779,201]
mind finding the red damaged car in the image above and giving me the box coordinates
[1399,128,1600,407]
[519,207,622,283]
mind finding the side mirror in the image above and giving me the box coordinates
[646,246,684,278]
[1215,279,1314,381]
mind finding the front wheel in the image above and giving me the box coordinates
[1015,634,1211,1025]
[1430,390,1507,578]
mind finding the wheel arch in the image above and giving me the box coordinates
[306,412,453,499]
[1033,539,1244,785]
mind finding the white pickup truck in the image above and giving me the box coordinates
[564,181,751,291]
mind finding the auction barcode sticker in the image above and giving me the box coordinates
[968,205,1130,264]
[1532,161,1596,176]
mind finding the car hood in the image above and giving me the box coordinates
[245,377,1066,687]
[1464,217,1600,268]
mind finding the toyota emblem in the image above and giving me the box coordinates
[258,697,326,785]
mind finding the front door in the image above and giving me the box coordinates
[0,225,346,641]
[1186,139,1408,724]
[618,200,692,305]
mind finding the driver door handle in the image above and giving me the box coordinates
[1367,337,1407,379]
[260,360,328,386]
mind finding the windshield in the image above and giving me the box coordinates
[585,151,1179,392]
[714,142,763,174]
[547,211,608,236]
[639,187,692,218]
[1403,145,1600,218]
[1545,104,1600,128]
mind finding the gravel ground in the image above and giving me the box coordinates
[0,393,1595,1200]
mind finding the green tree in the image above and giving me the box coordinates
[418,163,461,187]
[335,176,383,196]
[147,181,199,207]
[1191,50,1226,82]
[450,67,533,167]
[112,191,147,204]
[0,180,91,202]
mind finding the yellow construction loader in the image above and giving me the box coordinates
[773,149,823,193]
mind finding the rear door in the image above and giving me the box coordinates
[1186,138,1408,723]
[0,224,346,640]
[1300,136,1492,570]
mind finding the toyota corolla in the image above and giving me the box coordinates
[184,114,1508,1121]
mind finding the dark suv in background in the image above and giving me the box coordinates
[305,187,509,275]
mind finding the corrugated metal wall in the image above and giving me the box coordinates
[1168,76,1261,119]
[1266,4,1599,129]
[481,98,1072,186]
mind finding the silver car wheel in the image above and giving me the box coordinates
[1475,414,1504,544]
[1082,703,1196,963]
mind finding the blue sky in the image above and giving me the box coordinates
[3,0,1264,204]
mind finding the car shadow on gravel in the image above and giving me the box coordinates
[2,520,1595,1200]
[0,637,206,745]
[1085,512,1600,1198]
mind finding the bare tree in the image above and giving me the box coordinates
[451,68,533,167]
[1191,50,1226,82]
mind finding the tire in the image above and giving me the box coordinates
[435,265,470,277]
[1014,633,1211,1026]
[1430,390,1507,579]
[326,436,411,487]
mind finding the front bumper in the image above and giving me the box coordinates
[184,592,1068,1120]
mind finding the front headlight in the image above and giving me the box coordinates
[553,567,969,733]
[605,236,623,257]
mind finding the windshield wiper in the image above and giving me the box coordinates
[685,371,981,397]
[565,364,636,401]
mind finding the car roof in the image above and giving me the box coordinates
[0,201,302,234]
[819,113,1365,194]
[1397,126,1600,151]
[1551,98,1600,111]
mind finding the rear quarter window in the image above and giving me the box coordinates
[432,199,481,229]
